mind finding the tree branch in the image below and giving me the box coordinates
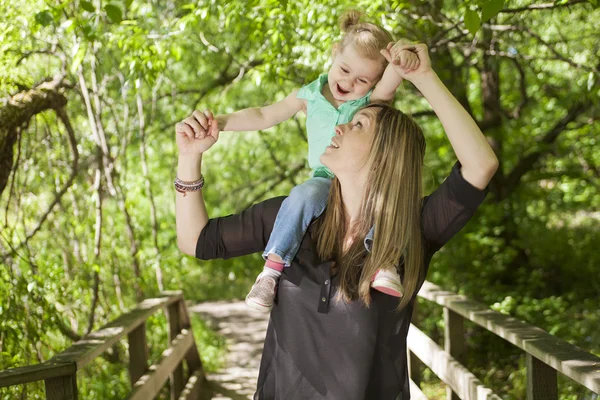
[500,0,587,13]
[136,89,164,292]
[507,57,529,119]
[242,162,305,210]
[86,168,103,334]
[505,101,590,196]
[0,75,67,196]
[0,107,80,261]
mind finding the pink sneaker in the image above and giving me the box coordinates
[245,272,278,313]
[371,269,403,297]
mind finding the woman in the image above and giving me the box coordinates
[175,43,498,399]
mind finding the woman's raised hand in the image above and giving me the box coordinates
[381,41,433,82]
[176,109,220,155]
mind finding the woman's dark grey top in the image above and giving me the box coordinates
[196,162,487,400]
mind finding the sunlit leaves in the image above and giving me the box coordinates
[0,1,599,400]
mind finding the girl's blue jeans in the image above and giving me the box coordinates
[262,177,332,266]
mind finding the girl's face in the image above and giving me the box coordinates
[328,43,384,101]
[320,107,378,175]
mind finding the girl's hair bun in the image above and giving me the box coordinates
[339,10,362,32]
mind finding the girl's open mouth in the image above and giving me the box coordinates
[337,83,349,95]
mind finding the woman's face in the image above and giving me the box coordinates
[320,107,378,176]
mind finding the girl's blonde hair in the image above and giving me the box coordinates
[338,10,394,66]
[316,103,426,312]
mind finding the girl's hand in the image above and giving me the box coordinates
[176,109,220,155]
[381,41,433,82]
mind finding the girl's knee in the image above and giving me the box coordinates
[290,179,330,201]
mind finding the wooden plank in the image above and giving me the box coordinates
[51,293,183,369]
[445,308,465,400]
[177,369,205,400]
[128,323,149,385]
[527,353,558,400]
[0,361,76,388]
[408,324,502,400]
[44,373,78,400]
[168,301,185,399]
[410,379,429,400]
[127,329,194,400]
[418,281,600,394]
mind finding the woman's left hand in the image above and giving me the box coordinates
[381,41,433,82]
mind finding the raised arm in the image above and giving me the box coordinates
[174,110,284,258]
[216,89,304,132]
[175,112,215,256]
[371,39,420,103]
[398,43,499,189]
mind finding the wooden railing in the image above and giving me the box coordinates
[2,284,599,400]
[0,291,206,400]
[408,281,600,400]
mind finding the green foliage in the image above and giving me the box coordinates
[0,0,599,398]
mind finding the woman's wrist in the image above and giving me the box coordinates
[409,69,440,90]
[177,154,203,181]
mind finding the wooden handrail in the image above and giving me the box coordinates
[409,280,600,399]
[53,293,183,369]
[0,291,207,400]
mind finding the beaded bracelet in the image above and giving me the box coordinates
[174,175,204,197]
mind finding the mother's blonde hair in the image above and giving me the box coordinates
[316,103,426,311]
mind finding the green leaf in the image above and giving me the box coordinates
[464,10,481,34]
[104,4,123,23]
[35,10,54,27]
[125,0,134,8]
[481,0,505,22]
[81,1,95,12]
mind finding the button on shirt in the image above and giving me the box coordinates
[196,161,488,400]
[297,74,372,177]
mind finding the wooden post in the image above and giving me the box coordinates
[444,308,465,400]
[526,354,558,400]
[167,301,185,399]
[179,300,204,374]
[408,300,423,387]
[45,374,78,400]
[128,323,149,385]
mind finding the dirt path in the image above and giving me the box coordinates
[190,301,269,400]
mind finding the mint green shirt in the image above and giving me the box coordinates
[296,74,372,177]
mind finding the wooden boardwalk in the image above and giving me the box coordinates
[190,301,269,400]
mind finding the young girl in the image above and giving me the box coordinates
[187,11,420,312]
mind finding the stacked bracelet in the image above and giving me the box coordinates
[174,175,204,197]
